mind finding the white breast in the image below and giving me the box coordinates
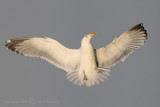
[80,42,97,70]
[78,41,99,86]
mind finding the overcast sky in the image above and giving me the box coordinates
[0,0,160,107]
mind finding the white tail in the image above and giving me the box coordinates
[66,68,111,87]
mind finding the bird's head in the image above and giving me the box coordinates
[82,32,96,44]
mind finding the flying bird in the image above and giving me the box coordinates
[5,23,148,87]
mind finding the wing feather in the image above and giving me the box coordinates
[5,37,80,72]
[96,23,148,68]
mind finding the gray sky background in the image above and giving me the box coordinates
[0,0,159,107]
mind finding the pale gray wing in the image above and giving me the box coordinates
[5,37,80,72]
[96,23,148,68]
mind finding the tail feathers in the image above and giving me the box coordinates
[66,69,111,87]
[67,71,84,86]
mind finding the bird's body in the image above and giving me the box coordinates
[79,35,98,86]
[5,24,148,87]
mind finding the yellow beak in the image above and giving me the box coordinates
[90,32,96,37]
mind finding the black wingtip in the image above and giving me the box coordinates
[130,23,143,31]
[129,23,148,39]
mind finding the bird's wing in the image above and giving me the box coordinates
[5,37,80,72]
[96,23,148,68]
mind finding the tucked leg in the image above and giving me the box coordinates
[83,71,88,80]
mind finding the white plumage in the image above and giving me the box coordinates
[5,23,148,87]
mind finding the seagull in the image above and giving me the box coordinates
[5,23,148,87]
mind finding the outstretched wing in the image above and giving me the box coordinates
[96,23,148,68]
[5,37,80,72]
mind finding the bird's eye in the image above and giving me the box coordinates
[86,35,89,38]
